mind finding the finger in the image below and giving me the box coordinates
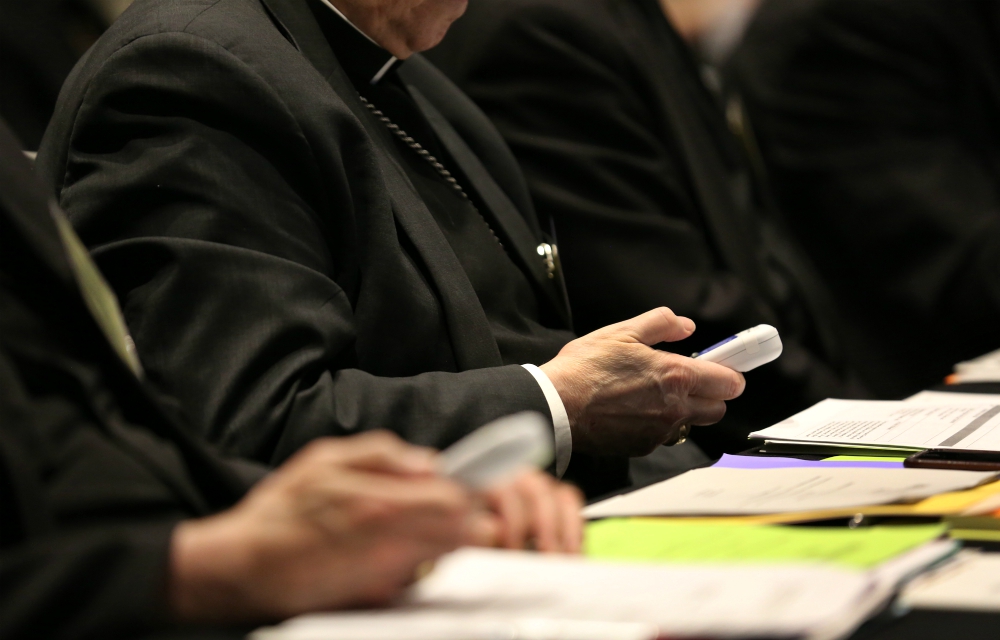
[301,432,438,477]
[557,485,584,554]
[518,472,560,552]
[484,481,528,549]
[670,357,746,400]
[614,307,696,346]
[461,510,502,548]
[677,395,729,427]
[307,471,473,535]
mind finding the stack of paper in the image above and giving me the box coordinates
[900,550,1000,611]
[749,398,1000,454]
[252,544,955,640]
[582,466,995,519]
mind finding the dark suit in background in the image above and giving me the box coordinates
[0,0,109,149]
[0,119,255,640]
[428,0,865,455]
[733,0,1000,398]
[38,0,626,495]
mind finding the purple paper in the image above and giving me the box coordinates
[713,454,904,470]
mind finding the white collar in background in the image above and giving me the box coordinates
[316,0,399,83]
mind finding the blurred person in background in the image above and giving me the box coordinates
[733,0,1000,398]
[0,116,582,640]
[428,0,869,470]
[0,0,130,149]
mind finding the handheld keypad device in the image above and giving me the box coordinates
[439,412,553,489]
[693,324,783,372]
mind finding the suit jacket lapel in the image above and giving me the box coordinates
[402,72,572,328]
[257,0,503,369]
[377,145,504,368]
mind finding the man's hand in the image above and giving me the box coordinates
[168,433,586,625]
[540,307,746,457]
[169,433,494,624]
[482,470,584,553]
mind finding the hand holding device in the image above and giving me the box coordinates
[694,324,783,372]
[439,412,553,489]
[540,308,745,457]
[440,413,582,553]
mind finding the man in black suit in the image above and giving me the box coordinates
[0,117,581,639]
[37,0,746,495]
[427,0,865,457]
[732,0,1000,398]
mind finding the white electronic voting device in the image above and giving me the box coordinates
[693,324,783,372]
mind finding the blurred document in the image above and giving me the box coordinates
[949,348,1000,383]
[900,551,1000,611]
[751,398,1000,452]
[906,390,1000,404]
[582,467,995,518]
[251,546,939,640]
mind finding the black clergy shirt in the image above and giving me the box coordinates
[307,0,570,369]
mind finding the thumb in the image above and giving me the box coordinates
[615,307,696,345]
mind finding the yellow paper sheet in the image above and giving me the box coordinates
[585,520,945,568]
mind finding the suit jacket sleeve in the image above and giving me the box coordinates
[39,32,549,465]
[0,523,176,640]
[734,0,1000,392]
[431,5,765,338]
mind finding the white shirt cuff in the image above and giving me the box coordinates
[521,364,572,478]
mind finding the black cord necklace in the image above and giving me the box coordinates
[359,95,504,251]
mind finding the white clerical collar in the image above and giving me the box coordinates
[316,0,399,84]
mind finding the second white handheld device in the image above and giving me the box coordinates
[693,324,783,372]
[438,412,553,490]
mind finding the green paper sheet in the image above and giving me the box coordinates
[585,520,945,568]
[825,455,909,462]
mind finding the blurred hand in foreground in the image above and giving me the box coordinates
[168,432,582,625]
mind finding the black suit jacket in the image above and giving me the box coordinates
[0,119,260,639]
[35,0,627,489]
[428,0,864,451]
[733,0,1000,398]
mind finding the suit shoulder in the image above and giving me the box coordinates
[51,0,301,113]
[75,0,286,70]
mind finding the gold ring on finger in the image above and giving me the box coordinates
[674,424,690,446]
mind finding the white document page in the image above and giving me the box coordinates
[582,467,995,518]
[900,551,1000,612]
[751,399,1000,451]
[252,548,898,640]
